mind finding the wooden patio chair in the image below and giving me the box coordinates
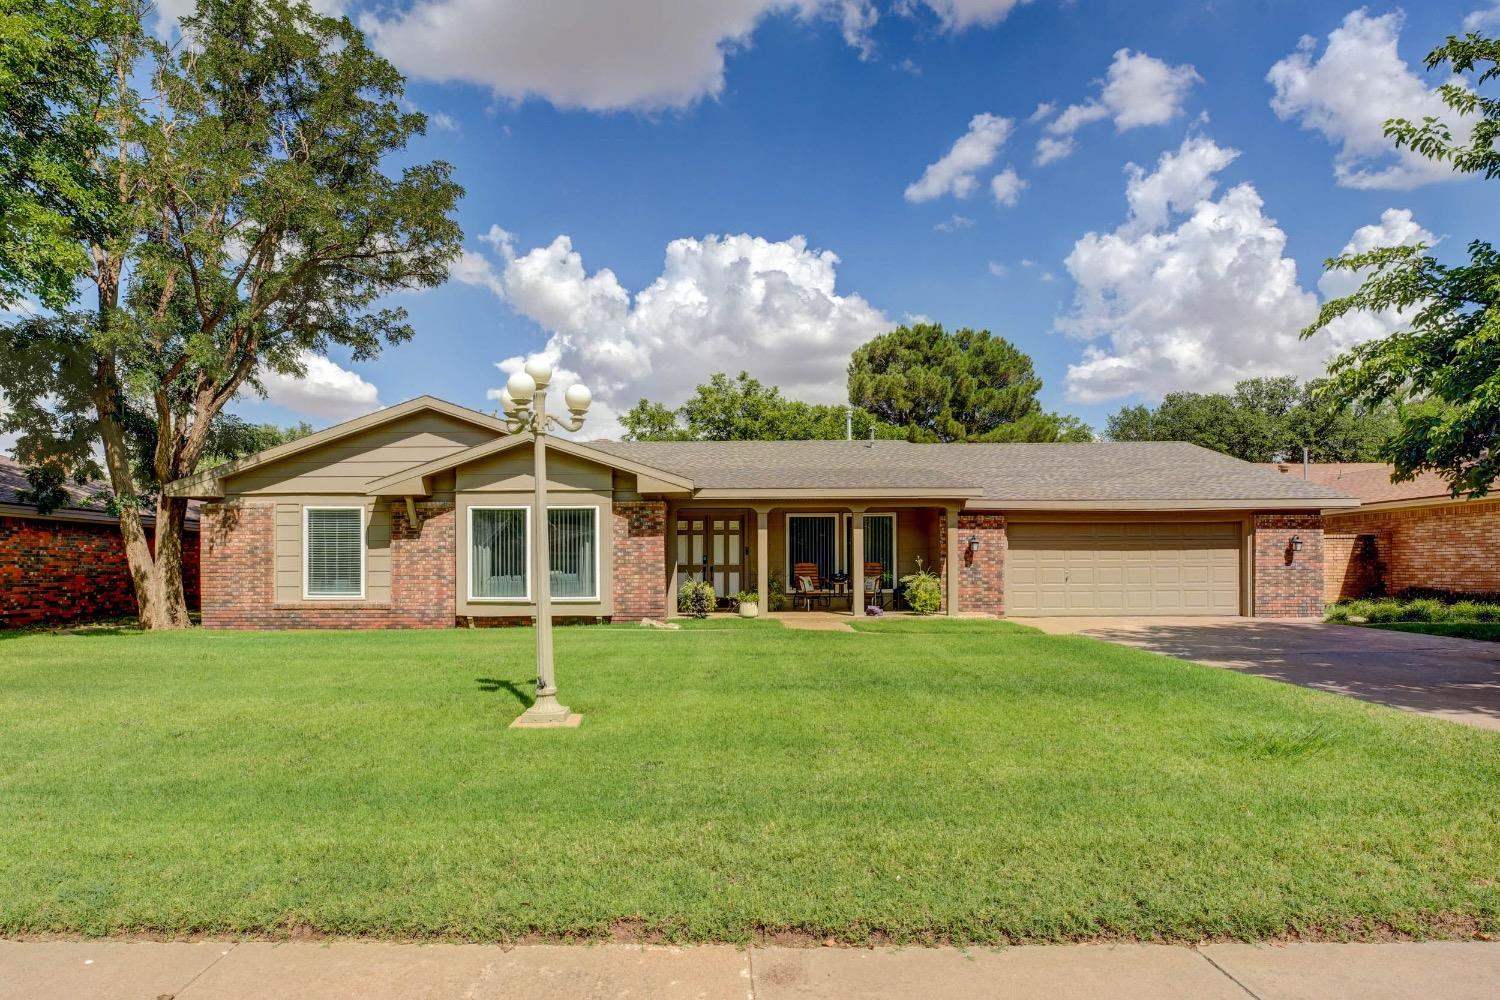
[863,561,888,611]
[792,562,831,611]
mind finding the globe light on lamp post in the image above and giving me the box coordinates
[501,358,592,728]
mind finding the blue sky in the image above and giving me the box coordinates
[208,0,1499,438]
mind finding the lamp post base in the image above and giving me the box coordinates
[510,694,581,729]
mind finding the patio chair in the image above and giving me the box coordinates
[792,562,832,611]
[863,561,888,611]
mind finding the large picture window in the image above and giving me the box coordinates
[304,507,364,599]
[548,506,599,601]
[470,506,529,600]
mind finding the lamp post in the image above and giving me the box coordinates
[500,357,592,728]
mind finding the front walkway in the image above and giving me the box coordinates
[4,939,1499,999]
[1018,616,1500,731]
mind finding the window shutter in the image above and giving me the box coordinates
[306,508,363,597]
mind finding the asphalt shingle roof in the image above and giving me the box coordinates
[589,440,1353,503]
[1260,462,1487,504]
[0,457,200,524]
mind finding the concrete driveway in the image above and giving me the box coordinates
[1016,616,1500,731]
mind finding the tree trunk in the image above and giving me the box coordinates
[153,494,192,628]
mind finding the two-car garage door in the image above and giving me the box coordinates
[1006,521,1241,616]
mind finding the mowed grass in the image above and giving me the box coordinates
[1,619,1499,944]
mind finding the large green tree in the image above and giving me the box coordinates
[0,0,462,628]
[1304,28,1500,496]
[621,372,903,442]
[847,322,1091,442]
[1106,376,1400,463]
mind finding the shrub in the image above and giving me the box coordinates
[1324,604,1351,624]
[734,591,758,606]
[1364,599,1406,624]
[769,573,787,612]
[678,579,716,618]
[1402,598,1446,623]
[900,558,943,615]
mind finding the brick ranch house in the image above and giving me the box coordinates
[1,457,201,628]
[1265,462,1500,602]
[163,396,1358,628]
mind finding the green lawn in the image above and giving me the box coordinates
[1369,622,1500,643]
[1,619,1498,944]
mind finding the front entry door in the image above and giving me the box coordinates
[675,516,744,603]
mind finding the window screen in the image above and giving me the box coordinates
[471,508,529,599]
[549,507,598,599]
[305,508,363,597]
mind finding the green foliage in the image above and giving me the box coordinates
[1327,596,1500,624]
[899,558,943,615]
[1304,29,1500,497]
[0,0,463,625]
[1105,376,1399,462]
[622,372,903,442]
[0,0,122,310]
[678,579,716,618]
[197,417,314,471]
[734,591,758,605]
[768,572,787,612]
[848,322,1090,442]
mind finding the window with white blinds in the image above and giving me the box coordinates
[304,507,364,598]
[549,507,598,600]
[470,507,529,600]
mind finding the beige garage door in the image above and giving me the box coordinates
[1007,521,1241,616]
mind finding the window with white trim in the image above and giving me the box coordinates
[470,506,529,600]
[304,507,364,599]
[548,506,598,600]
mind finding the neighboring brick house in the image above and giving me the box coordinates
[1266,462,1500,602]
[166,396,1354,629]
[0,458,201,628]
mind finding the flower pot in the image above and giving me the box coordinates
[738,602,759,619]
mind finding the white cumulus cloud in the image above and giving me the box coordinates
[471,232,889,439]
[362,0,877,112]
[904,113,1014,202]
[1466,2,1500,31]
[1037,48,1200,164]
[257,352,382,422]
[917,0,1033,30]
[989,166,1027,207]
[1057,136,1427,404]
[1268,9,1471,189]
[1315,207,1435,345]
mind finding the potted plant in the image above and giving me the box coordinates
[735,591,760,618]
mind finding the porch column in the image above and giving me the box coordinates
[946,505,961,616]
[755,507,770,616]
[848,505,867,617]
[664,501,678,618]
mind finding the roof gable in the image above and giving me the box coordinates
[165,397,510,498]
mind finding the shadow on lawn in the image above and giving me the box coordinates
[476,677,533,709]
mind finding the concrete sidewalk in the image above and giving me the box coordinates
[4,939,1500,999]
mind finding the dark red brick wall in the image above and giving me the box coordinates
[0,514,200,628]
[1254,513,1324,617]
[202,500,454,629]
[957,513,1006,615]
[1324,500,1500,600]
[612,500,666,621]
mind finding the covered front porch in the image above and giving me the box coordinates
[663,495,977,617]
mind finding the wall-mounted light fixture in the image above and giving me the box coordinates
[1290,535,1304,554]
[967,534,981,552]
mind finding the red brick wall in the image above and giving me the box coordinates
[202,500,455,629]
[0,514,200,628]
[1253,513,1324,617]
[612,500,666,621]
[1324,500,1500,600]
[957,513,1006,615]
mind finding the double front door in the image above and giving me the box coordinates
[675,515,744,602]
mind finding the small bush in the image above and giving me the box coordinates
[900,558,943,616]
[678,579,716,618]
[1326,595,1500,625]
